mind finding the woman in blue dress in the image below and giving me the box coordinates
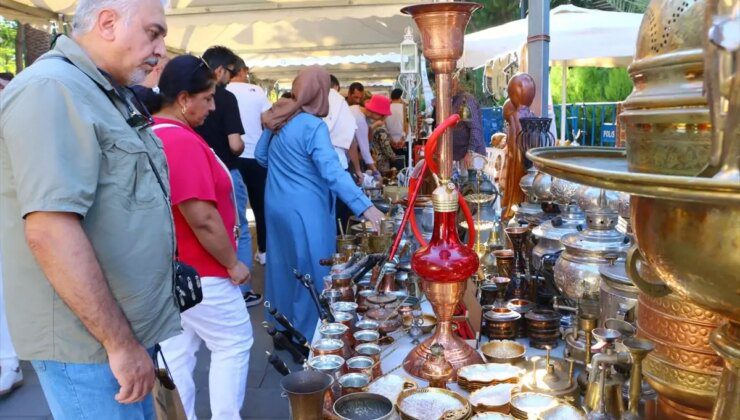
[255,67,384,341]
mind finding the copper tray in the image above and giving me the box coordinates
[526,147,740,205]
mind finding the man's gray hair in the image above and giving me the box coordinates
[73,0,169,34]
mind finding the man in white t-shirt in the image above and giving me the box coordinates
[324,75,360,227]
[324,75,357,171]
[227,59,271,268]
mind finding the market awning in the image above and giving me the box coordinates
[1,0,429,85]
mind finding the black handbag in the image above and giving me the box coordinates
[173,261,202,312]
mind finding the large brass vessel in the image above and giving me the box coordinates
[620,0,712,175]
[637,292,725,418]
[526,1,739,418]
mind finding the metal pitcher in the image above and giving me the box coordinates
[280,370,334,420]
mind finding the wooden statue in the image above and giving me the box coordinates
[500,73,536,221]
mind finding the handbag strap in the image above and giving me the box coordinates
[152,124,240,243]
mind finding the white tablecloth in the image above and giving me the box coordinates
[313,300,566,398]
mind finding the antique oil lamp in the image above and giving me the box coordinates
[400,1,484,380]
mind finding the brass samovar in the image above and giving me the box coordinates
[527,1,739,419]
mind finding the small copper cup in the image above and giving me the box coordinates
[333,312,355,347]
[354,343,382,379]
[341,244,358,260]
[353,329,380,346]
[311,338,344,358]
[346,356,375,378]
[354,319,380,333]
[337,373,370,396]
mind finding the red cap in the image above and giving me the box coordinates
[364,95,392,116]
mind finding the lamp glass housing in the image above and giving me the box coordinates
[400,27,418,75]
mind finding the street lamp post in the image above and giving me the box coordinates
[398,26,420,181]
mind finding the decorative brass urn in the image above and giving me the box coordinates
[620,0,712,176]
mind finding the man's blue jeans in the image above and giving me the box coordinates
[31,359,155,420]
[230,169,254,294]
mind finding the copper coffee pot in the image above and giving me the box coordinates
[421,343,454,388]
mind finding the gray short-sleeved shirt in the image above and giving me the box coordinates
[0,36,180,363]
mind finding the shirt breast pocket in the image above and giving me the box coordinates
[104,136,164,210]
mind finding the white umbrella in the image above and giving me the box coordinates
[462,5,643,68]
[463,5,644,140]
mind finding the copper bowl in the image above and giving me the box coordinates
[337,373,371,397]
[365,307,402,334]
[307,354,346,376]
[346,356,375,378]
[481,340,527,365]
[333,391,394,420]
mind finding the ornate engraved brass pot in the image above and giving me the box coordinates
[620,0,712,176]
[554,209,630,307]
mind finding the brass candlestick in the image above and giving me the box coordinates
[622,337,655,420]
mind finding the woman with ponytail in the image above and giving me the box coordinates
[152,55,253,420]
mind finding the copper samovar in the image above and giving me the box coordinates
[400,1,484,380]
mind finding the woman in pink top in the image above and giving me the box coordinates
[146,55,253,420]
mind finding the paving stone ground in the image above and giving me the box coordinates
[0,241,300,420]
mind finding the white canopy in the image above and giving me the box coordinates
[1,0,430,85]
[462,5,644,69]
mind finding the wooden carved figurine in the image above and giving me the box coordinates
[501,73,536,221]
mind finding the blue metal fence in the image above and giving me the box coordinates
[481,102,618,147]
[553,102,618,146]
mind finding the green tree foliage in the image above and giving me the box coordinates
[0,18,18,74]
[550,65,633,103]
[467,0,626,33]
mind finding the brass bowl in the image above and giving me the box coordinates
[333,392,395,420]
[401,314,438,334]
[629,196,740,321]
[397,387,471,420]
[481,340,527,365]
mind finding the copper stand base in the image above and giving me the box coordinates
[403,280,483,381]
[658,397,712,420]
